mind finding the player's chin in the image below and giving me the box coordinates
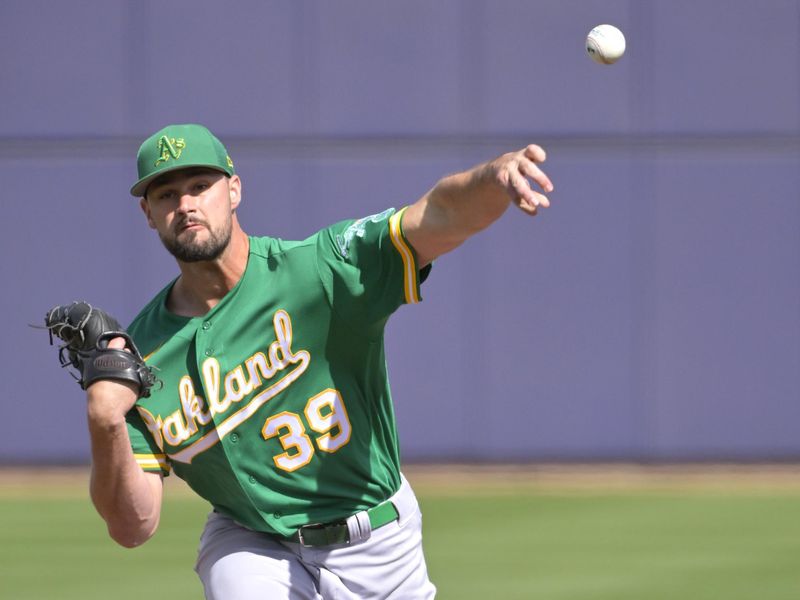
[174,227,215,251]
[177,236,229,262]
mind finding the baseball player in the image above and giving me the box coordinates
[46,123,553,599]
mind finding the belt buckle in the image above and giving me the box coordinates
[296,522,322,547]
[296,521,350,547]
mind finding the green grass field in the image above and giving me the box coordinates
[2,467,799,599]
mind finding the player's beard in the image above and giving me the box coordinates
[160,215,232,262]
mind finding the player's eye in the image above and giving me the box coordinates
[157,190,177,201]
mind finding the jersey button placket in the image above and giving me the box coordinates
[198,321,214,358]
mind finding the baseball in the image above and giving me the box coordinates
[586,24,626,65]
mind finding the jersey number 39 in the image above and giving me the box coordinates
[261,389,352,472]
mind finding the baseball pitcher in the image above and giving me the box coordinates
[45,124,554,599]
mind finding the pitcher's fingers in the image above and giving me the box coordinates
[523,144,547,163]
[509,171,549,213]
[532,190,550,209]
[107,337,128,350]
[518,191,550,210]
[508,170,540,207]
[515,196,538,215]
[519,159,554,194]
[512,169,551,207]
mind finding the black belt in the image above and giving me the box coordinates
[289,500,399,547]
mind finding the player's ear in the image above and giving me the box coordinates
[229,175,242,211]
[140,197,157,229]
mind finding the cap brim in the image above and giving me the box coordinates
[130,164,230,197]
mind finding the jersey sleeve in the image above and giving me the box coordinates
[126,406,172,476]
[316,206,431,329]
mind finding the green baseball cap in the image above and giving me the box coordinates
[130,124,235,197]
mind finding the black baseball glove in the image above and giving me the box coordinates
[45,301,157,398]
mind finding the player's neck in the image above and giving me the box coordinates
[168,227,250,317]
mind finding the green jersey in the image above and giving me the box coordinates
[125,207,428,537]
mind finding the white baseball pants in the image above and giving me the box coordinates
[195,475,436,599]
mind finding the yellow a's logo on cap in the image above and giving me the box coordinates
[154,136,186,167]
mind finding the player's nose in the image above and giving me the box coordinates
[176,191,199,213]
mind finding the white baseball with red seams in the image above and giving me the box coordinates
[586,24,626,65]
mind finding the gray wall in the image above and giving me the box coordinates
[2,0,798,463]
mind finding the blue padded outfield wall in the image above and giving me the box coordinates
[1,1,798,463]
